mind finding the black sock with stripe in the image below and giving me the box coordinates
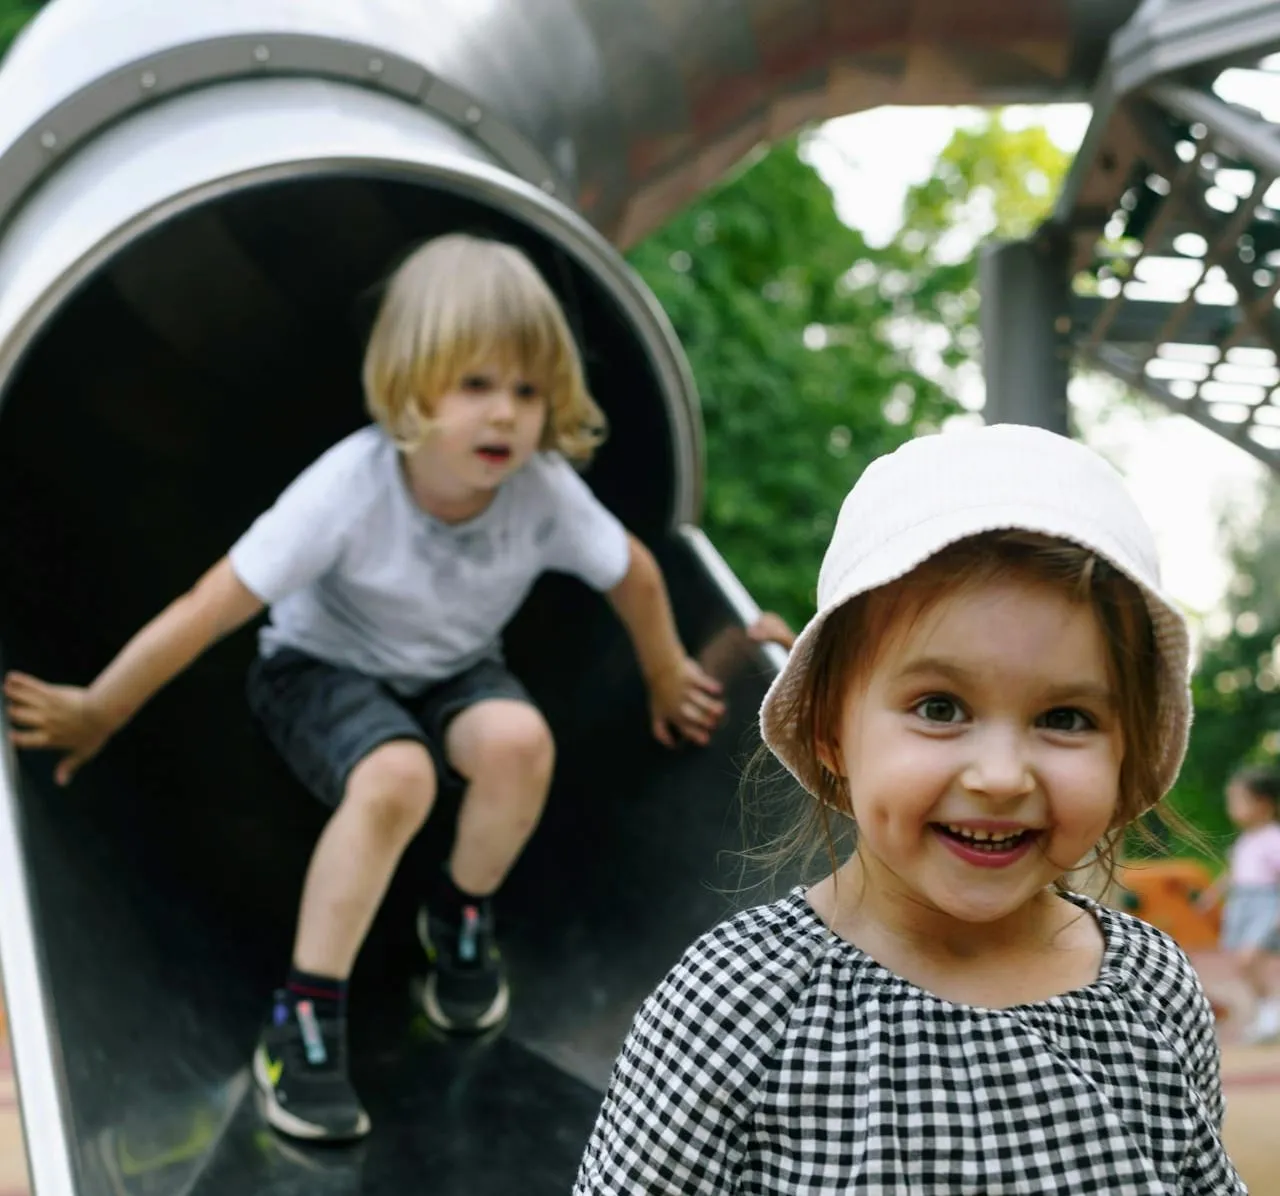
[284,966,347,1022]
[431,865,492,926]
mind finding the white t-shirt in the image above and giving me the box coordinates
[229,425,631,691]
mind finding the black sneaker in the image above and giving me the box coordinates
[252,994,371,1141]
[416,902,510,1033]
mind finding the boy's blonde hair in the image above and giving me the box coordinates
[362,234,606,461]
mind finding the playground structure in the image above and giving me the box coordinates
[0,2,1277,1193]
[1116,858,1222,951]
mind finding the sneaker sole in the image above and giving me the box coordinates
[251,1046,371,1142]
[421,971,510,1033]
[417,908,510,1034]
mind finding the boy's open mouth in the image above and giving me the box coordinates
[476,445,512,464]
[930,823,1041,866]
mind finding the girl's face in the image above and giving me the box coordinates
[824,576,1124,927]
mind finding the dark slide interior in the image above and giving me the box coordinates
[0,175,784,1195]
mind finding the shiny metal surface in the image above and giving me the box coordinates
[0,747,74,1196]
[0,0,1140,248]
[0,76,703,523]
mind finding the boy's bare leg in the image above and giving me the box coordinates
[292,740,438,977]
[444,700,555,896]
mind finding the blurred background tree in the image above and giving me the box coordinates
[0,0,38,53]
[628,116,1070,632]
[1160,485,1280,862]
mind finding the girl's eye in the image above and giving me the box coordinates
[514,382,541,400]
[913,695,965,724]
[460,374,493,392]
[1039,707,1094,733]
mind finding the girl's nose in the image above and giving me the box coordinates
[960,727,1034,800]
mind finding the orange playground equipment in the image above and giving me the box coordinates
[1116,860,1223,953]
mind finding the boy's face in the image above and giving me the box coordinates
[825,576,1124,929]
[418,363,548,493]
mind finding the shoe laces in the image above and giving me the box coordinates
[295,1000,329,1066]
[274,999,344,1072]
[458,904,483,965]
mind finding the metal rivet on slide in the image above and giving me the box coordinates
[253,44,271,63]
[465,105,482,124]
[140,71,157,90]
[39,130,57,149]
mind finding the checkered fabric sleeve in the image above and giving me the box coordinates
[1110,910,1239,1192]
[573,901,822,1194]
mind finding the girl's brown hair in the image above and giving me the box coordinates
[752,530,1191,893]
[362,234,606,462]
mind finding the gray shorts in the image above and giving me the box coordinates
[1221,885,1280,953]
[245,647,534,808]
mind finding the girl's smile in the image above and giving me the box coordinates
[931,820,1042,867]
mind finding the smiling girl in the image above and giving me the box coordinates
[3,233,725,1142]
[575,423,1244,1194]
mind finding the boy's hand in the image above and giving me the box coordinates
[648,657,725,748]
[4,672,112,786]
[747,612,797,652]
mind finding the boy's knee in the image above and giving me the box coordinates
[345,740,437,833]
[456,703,555,782]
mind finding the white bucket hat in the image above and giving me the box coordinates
[759,423,1191,808]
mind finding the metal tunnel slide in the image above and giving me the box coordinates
[0,3,1138,1193]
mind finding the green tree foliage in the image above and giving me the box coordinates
[1164,485,1280,864]
[628,116,1069,630]
[0,0,40,56]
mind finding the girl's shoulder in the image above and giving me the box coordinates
[1073,893,1213,1024]
[652,889,834,1012]
[621,891,838,1089]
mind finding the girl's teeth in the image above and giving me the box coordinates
[943,824,1024,844]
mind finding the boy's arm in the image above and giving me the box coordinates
[606,535,725,747]
[4,556,262,784]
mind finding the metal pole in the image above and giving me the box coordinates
[979,232,1072,434]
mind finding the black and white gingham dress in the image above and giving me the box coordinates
[575,889,1245,1194]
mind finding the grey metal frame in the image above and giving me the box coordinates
[1031,0,1280,471]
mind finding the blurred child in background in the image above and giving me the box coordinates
[1199,765,1280,1043]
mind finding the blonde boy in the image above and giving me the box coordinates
[4,234,725,1142]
